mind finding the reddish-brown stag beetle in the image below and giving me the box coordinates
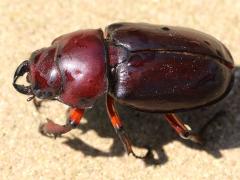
[13,23,234,158]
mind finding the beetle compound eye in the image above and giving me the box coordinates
[32,87,57,99]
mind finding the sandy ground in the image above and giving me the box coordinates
[0,0,240,179]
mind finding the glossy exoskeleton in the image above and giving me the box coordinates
[13,23,234,158]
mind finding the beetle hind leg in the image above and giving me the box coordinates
[164,113,203,144]
[106,95,149,159]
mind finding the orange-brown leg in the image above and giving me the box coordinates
[39,108,84,138]
[106,95,146,158]
[164,113,202,144]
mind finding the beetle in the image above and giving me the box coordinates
[13,22,234,158]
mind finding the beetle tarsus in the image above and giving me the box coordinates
[39,108,84,138]
[180,132,203,144]
[39,118,73,137]
[116,127,149,159]
[164,113,203,144]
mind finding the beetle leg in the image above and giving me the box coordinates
[32,98,58,111]
[33,98,47,111]
[39,108,84,138]
[164,113,203,144]
[106,95,147,159]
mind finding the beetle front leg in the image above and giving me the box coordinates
[32,98,58,111]
[164,113,203,144]
[39,108,84,138]
[106,95,147,159]
[32,98,48,111]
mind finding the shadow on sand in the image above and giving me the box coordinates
[58,67,240,166]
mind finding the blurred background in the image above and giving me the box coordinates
[0,0,239,179]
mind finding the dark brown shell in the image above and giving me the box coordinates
[106,23,234,112]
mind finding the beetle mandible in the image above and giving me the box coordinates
[13,23,234,158]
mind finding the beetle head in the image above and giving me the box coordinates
[13,46,62,100]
